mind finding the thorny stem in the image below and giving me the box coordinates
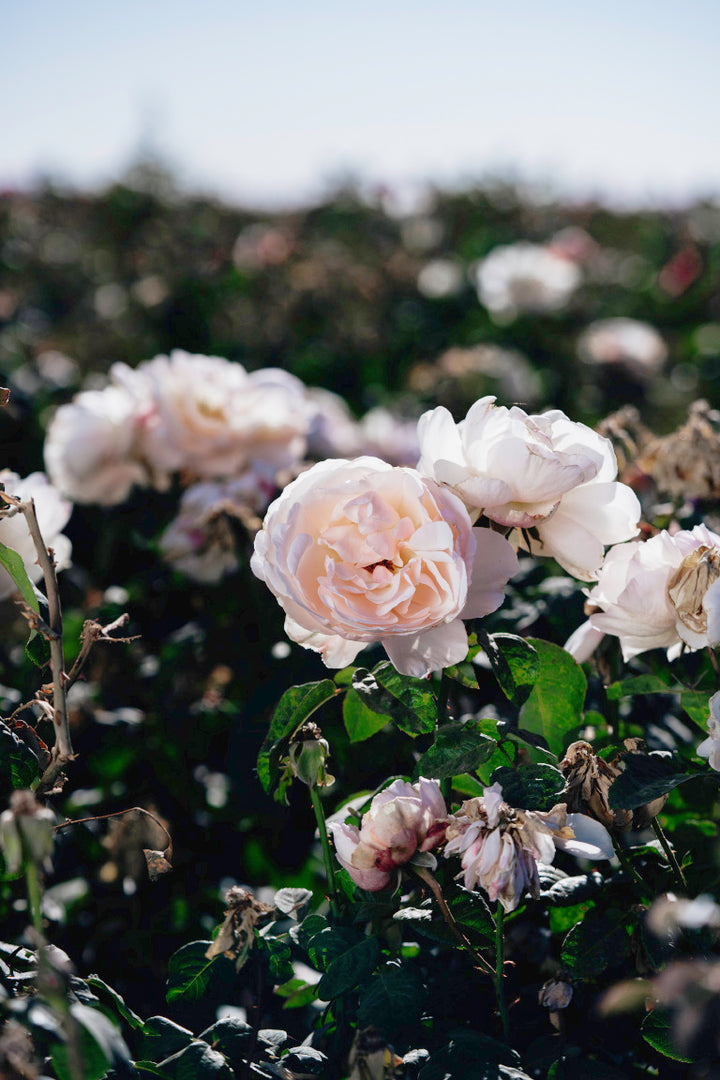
[494,903,510,1042]
[309,785,339,916]
[54,806,172,849]
[612,836,652,899]
[15,497,73,793]
[651,817,688,892]
[437,671,452,806]
[412,865,495,977]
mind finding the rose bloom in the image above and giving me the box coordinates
[0,471,72,600]
[356,407,421,467]
[444,783,614,912]
[251,456,518,677]
[44,384,158,505]
[578,317,667,379]
[696,691,720,771]
[113,351,311,480]
[475,242,581,321]
[567,524,720,662]
[417,397,640,581]
[328,778,447,891]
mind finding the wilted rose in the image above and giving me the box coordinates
[251,456,518,677]
[417,397,640,581]
[328,778,447,891]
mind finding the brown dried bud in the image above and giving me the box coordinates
[558,741,632,831]
[205,886,274,970]
[666,545,720,641]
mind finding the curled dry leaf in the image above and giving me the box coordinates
[143,846,174,881]
[205,886,275,970]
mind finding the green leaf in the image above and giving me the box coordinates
[316,936,380,998]
[539,872,604,907]
[352,663,437,737]
[256,680,337,794]
[85,974,144,1030]
[0,720,41,792]
[448,888,495,940]
[159,1040,234,1079]
[0,540,39,615]
[294,913,328,953]
[343,688,390,742]
[51,1003,131,1080]
[141,1016,195,1059]
[357,961,426,1032]
[641,1006,693,1063]
[606,675,683,700]
[561,909,630,980]
[166,941,219,1003]
[197,1018,252,1066]
[418,1031,524,1080]
[608,752,699,810]
[482,633,540,708]
[518,639,586,757]
[490,763,566,811]
[274,978,318,1009]
[256,933,293,983]
[134,1065,173,1078]
[307,926,363,972]
[413,720,496,780]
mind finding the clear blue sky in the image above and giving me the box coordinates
[3,0,720,206]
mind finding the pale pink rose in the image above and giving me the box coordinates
[475,242,581,321]
[444,784,613,912]
[0,470,72,600]
[113,352,310,479]
[417,397,640,581]
[578,318,667,378]
[251,456,518,677]
[44,384,157,505]
[328,778,447,891]
[585,525,720,661]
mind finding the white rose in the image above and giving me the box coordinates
[577,318,667,378]
[475,242,581,321]
[251,456,518,677]
[697,691,720,772]
[0,471,72,600]
[585,524,720,661]
[44,384,155,505]
[114,352,310,479]
[417,397,640,581]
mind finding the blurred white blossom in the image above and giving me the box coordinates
[475,242,581,321]
[578,318,668,378]
[0,470,72,600]
[697,691,720,771]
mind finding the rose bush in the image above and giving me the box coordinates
[417,396,640,580]
[250,456,518,676]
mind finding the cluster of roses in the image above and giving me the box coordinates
[40,351,420,583]
[329,778,614,910]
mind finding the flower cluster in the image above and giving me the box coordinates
[330,780,614,909]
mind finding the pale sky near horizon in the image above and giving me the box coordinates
[3,0,720,208]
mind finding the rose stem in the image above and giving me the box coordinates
[494,902,510,1041]
[612,836,652,899]
[437,671,452,805]
[413,866,494,976]
[18,497,73,792]
[651,817,688,892]
[25,860,45,941]
[309,784,339,917]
